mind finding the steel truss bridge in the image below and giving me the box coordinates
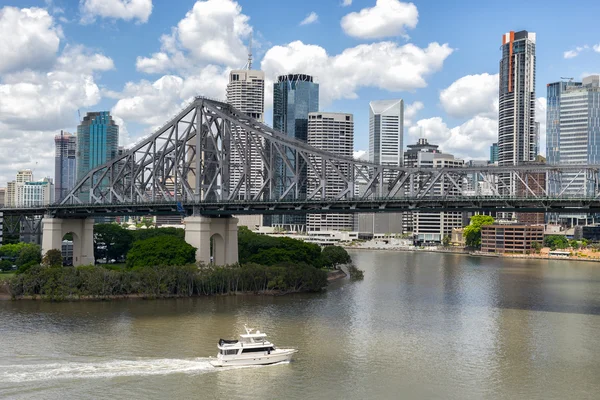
[2,96,600,221]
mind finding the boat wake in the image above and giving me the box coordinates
[0,358,289,383]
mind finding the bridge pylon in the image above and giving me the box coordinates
[41,217,95,266]
[184,216,239,265]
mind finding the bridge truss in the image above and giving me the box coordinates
[55,97,600,211]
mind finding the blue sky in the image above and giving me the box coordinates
[1,0,599,184]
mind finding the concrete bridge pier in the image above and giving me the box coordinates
[42,217,95,266]
[184,216,239,265]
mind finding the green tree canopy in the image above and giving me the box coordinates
[320,246,352,269]
[42,249,63,267]
[544,235,569,250]
[463,215,495,249]
[131,227,185,242]
[94,223,134,261]
[0,243,30,259]
[126,235,196,269]
[0,259,13,272]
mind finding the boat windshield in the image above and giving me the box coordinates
[219,339,238,346]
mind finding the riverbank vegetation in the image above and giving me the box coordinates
[8,263,328,301]
[5,224,360,301]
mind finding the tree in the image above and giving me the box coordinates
[463,215,495,249]
[42,249,63,267]
[531,241,542,253]
[238,226,323,266]
[94,224,133,262]
[320,246,352,269]
[15,244,41,267]
[544,235,569,250]
[442,235,451,247]
[570,240,580,250]
[126,236,196,269]
[0,259,13,272]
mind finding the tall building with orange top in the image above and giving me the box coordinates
[498,30,537,190]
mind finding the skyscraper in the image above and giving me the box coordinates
[270,74,319,231]
[54,131,77,203]
[546,80,583,165]
[227,69,265,199]
[226,68,265,229]
[557,75,600,196]
[498,30,536,170]
[306,112,354,232]
[369,99,404,166]
[76,112,119,195]
[489,142,499,164]
[356,99,405,234]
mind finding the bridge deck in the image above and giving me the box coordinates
[2,197,599,218]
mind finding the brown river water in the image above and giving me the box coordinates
[1,250,599,399]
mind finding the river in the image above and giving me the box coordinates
[1,250,600,399]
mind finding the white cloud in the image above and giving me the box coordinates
[0,47,114,131]
[0,8,114,184]
[80,0,153,24]
[261,40,453,107]
[116,0,251,141]
[564,45,589,59]
[111,66,229,132]
[439,73,498,118]
[136,0,251,73]
[593,44,600,53]
[404,100,423,127]
[353,150,367,160]
[300,12,318,26]
[0,6,62,74]
[342,0,352,6]
[408,116,498,160]
[0,127,56,186]
[341,0,418,39]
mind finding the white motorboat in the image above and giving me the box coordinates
[209,325,297,367]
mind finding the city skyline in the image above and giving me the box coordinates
[1,0,600,186]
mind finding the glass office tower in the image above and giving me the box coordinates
[76,112,119,198]
[270,74,319,231]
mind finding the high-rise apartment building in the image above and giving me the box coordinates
[270,74,319,231]
[226,69,266,229]
[76,112,119,197]
[54,131,77,203]
[369,99,404,166]
[226,70,264,191]
[16,169,33,183]
[498,30,537,187]
[0,187,6,207]
[306,112,354,232]
[227,70,265,121]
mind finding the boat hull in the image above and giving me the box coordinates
[209,349,297,367]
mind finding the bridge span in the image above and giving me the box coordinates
[2,97,600,266]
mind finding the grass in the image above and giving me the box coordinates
[0,272,15,281]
